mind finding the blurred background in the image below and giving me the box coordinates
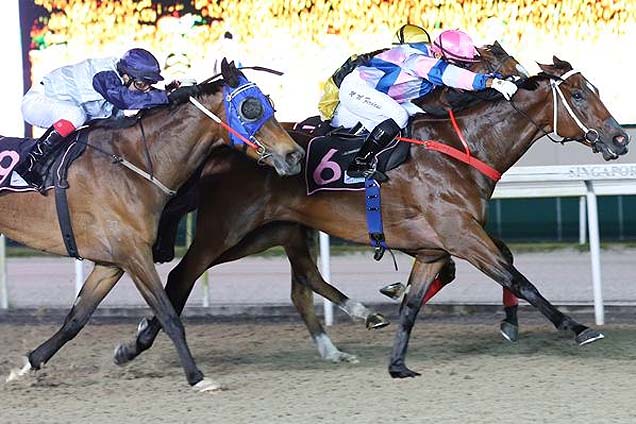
[1,0,635,244]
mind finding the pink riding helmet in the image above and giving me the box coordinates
[430,29,479,63]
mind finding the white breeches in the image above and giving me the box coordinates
[331,71,409,132]
[21,84,87,129]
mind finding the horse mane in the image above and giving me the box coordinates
[411,73,559,124]
[516,72,560,91]
[413,42,520,117]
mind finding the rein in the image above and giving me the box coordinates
[396,69,600,183]
[397,109,502,182]
[77,68,282,196]
[188,96,260,150]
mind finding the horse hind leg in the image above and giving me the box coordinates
[290,275,358,364]
[7,264,123,383]
[152,169,201,263]
[389,256,448,378]
[210,222,378,362]
[284,230,365,363]
[115,222,307,366]
[283,226,388,330]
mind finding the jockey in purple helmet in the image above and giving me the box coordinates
[19,48,170,190]
[332,28,518,181]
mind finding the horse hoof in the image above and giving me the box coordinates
[326,351,359,364]
[575,328,605,346]
[5,358,33,383]
[113,344,132,366]
[193,378,224,393]
[388,365,421,379]
[366,313,390,330]
[379,282,405,300]
[500,320,519,343]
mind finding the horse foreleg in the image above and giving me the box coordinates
[115,224,287,366]
[7,264,123,382]
[124,248,218,391]
[151,211,181,263]
[152,170,201,263]
[420,258,457,303]
[389,255,448,379]
[381,258,456,304]
[114,238,217,366]
[452,225,603,346]
[116,223,293,365]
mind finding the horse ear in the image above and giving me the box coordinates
[221,58,229,78]
[492,40,506,54]
[221,58,239,87]
[552,56,573,71]
[536,61,554,74]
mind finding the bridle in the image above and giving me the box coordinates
[508,70,602,149]
[192,66,285,164]
[79,72,280,197]
[188,94,271,164]
[549,69,600,146]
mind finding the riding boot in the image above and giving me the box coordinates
[347,118,401,181]
[15,129,65,193]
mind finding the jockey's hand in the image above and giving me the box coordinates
[167,85,200,104]
[489,78,518,100]
[165,80,181,92]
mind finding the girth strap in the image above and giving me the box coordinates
[55,185,80,259]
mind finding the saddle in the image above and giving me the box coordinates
[0,131,87,194]
[0,112,146,194]
[301,116,411,195]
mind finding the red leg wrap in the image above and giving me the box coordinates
[503,288,519,307]
[422,277,443,304]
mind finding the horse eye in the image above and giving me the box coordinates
[240,97,264,121]
[572,90,584,101]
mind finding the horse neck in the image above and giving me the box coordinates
[412,82,553,195]
[469,82,554,173]
[130,92,225,192]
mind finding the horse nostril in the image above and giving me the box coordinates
[613,135,627,146]
[286,150,304,165]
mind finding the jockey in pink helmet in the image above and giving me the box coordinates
[331,27,518,180]
[430,29,480,64]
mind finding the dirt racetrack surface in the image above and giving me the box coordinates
[1,317,635,423]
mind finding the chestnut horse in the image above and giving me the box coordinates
[116,58,629,380]
[3,61,305,391]
[115,44,528,365]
